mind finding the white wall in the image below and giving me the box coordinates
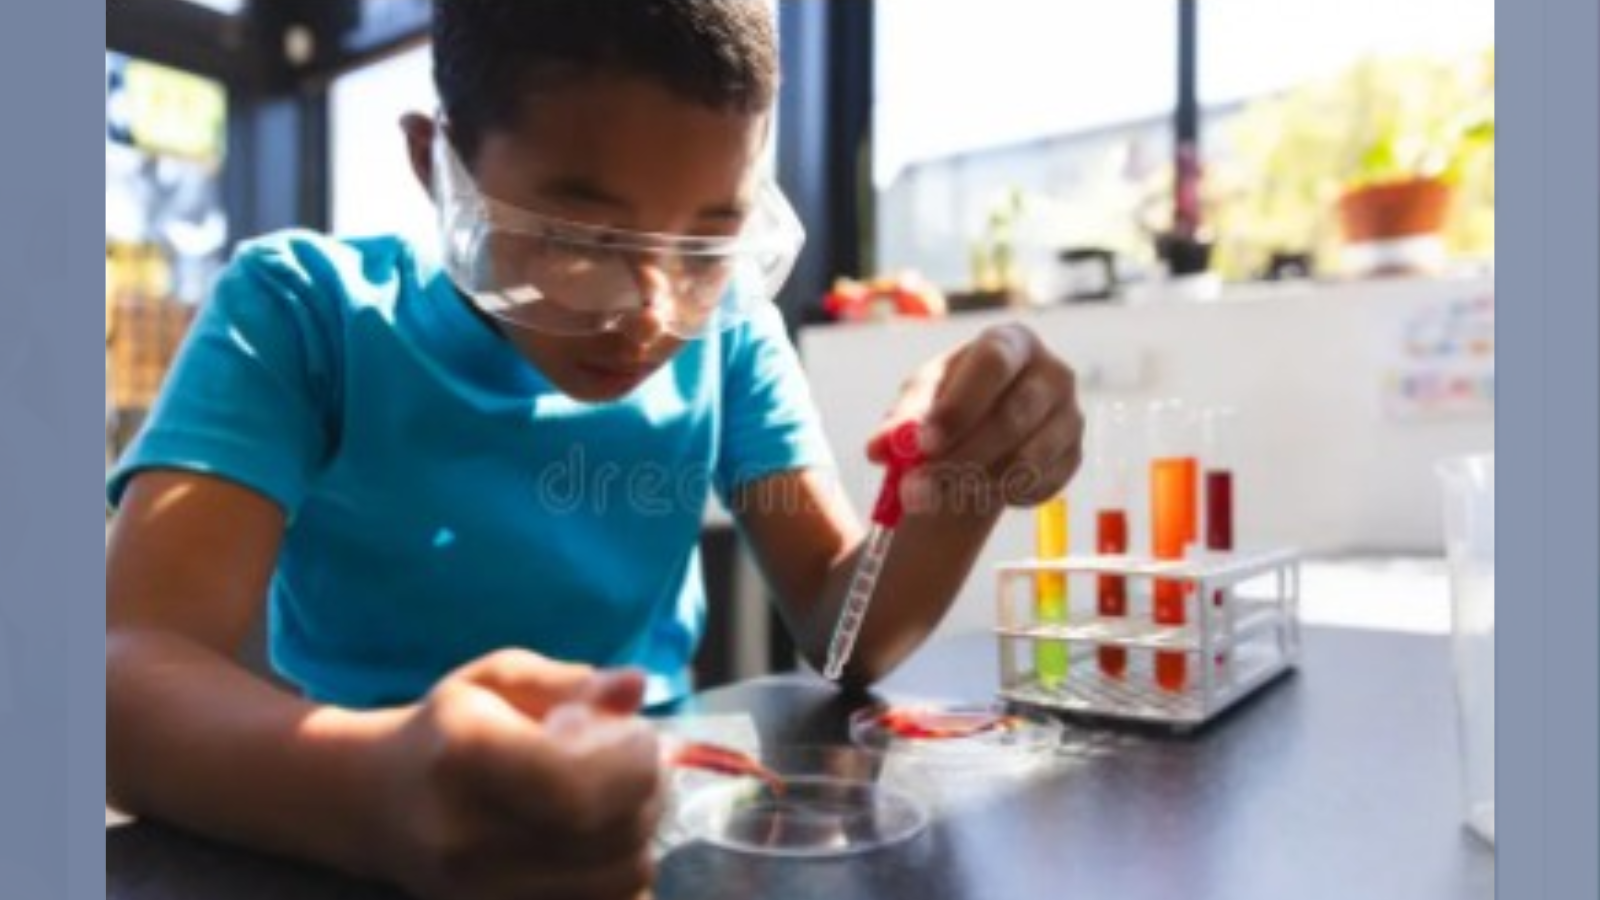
[799,275,1494,637]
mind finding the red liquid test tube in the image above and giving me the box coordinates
[1088,401,1136,678]
[1201,406,1239,674]
[1096,508,1129,677]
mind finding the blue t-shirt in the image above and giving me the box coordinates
[108,230,833,708]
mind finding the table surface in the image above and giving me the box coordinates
[108,626,1495,900]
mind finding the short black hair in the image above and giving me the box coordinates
[432,0,779,162]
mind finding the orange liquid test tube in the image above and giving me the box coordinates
[1148,400,1199,692]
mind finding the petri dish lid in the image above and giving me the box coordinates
[673,744,928,858]
[848,702,1063,762]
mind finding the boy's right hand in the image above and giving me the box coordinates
[373,649,662,900]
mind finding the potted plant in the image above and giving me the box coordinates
[1207,48,1494,279]
[948,188,1030,312]
[1333,53,1495,253]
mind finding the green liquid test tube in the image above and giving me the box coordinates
[1035,495,1070,688]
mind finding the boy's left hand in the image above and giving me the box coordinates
[867,323,1083,512]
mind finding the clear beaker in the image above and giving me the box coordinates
[1436,453,1494,846]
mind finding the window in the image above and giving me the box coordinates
[1200,0,1493,105]
[328,42,438,247]
[1199,0,1495,279]
[105,52,230,465]
[871,0,1494,294]
[874,0,1177,298]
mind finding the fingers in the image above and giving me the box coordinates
[462,767,664,874]
[455,649,647,720]
[456,648,598,719]
[576,668,649,716]
[865,356,945,463]
[405,654,664,900]
[920,324,1034,456]
[542,771,666,867]
[937,364,1074,475]
[432,658,660,837]
[408,703,662,900]
[866,323,1086,516]
[994,416,1085,507]
[475,703,660,832]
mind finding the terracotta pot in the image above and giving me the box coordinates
[1337,177,1454,243]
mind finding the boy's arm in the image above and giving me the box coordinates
[735,323,1083,686]
[107,471,402,874]
[108,472,663,898]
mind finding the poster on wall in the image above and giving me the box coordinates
[1379,290,1495,421]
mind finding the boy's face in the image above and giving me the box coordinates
[420,76,770,403]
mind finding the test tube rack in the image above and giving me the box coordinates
[992,547,1302,731]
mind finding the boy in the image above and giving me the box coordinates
[105,2,1083,898]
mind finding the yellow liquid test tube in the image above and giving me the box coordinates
[1034,495,1070,688]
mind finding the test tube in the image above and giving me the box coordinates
[1201,406,1239,675]
[1034,494,1070,689]
[1090,401,1134,678]
[1201,405,1238,554]
[1148,399,1199,692]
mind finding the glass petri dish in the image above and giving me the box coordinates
[673,744,928,858]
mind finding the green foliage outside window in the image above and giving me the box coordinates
[1205,49,1494,279]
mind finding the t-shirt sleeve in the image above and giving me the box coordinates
[714,304,837,503]
[106,236,342,516]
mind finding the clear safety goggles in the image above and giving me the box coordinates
[432,127,804,339]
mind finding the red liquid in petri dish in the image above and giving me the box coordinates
[667,740,786,797]
[876,707,1021,740]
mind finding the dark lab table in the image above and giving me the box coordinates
[108,627,1494,900]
